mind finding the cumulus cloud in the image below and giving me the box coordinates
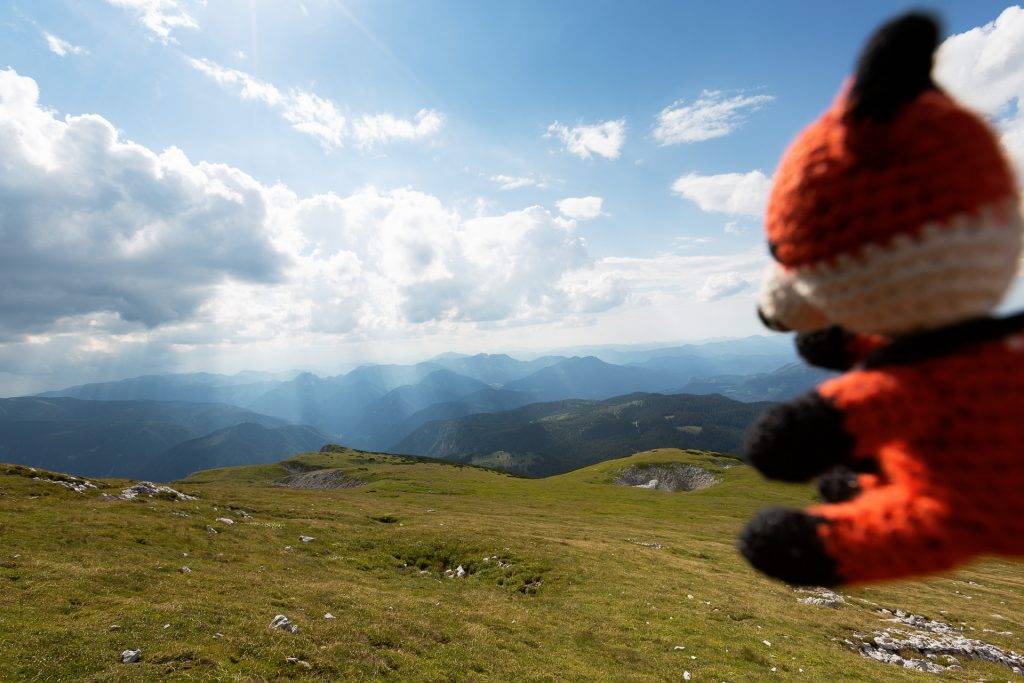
[556,196,604,220]
[0,68,287,339]
[697,272,750,302]
[490,174,545,190]
[104,0,200,43]
[654,90,773,145]
[936,5,1024,178]
[546,119,625,159]
[0,69,619,348]
[42,32,88,57]
[188,58,443,150]
[671,170,771,216]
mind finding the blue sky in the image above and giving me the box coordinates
[0,1,1022,393]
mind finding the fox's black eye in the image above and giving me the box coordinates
[768,241,780,261]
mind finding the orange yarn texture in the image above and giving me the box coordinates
[766,91,1017,268]
[812,334,1024,582]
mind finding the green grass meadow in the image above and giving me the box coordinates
[2,449,1023,680]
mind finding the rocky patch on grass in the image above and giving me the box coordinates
[274,467,363,490]
[32,475,97,494]
[845,609,1024,675]
[394,543,547,594]
[614,463,720,492]
[794,587,845,608]
[120,482,197,501]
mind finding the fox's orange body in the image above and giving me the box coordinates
[812,330,1024,583]
[738,13,1024,587]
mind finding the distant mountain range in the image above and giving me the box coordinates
[37,340,797,440]
[0,397,327,481]
[7,337,819,480]
[678,363,835,402]
[396,392,771,477]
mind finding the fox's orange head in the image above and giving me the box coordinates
[758,13,1022,336]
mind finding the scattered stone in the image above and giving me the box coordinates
[180,566,191,574]
[683,671,691,681]
[121,649,142,664]
[213,633,224,639]
[626,539,663,550]
[796,587,845,608]
[171,511,190,518]
[270,615,299,634]
[215,517,234,526]
[614,463,720,492]
[206,526,218,534]
[286,657,312,669]
[444,565,467,579]
[762,640,772,647]
[33,476,97,494]
[163,624,170,629]
[299,535,314,543]
[120,482,197,501]
[109,624,120,631]
[673,645,686,651]
[324,613,335,620]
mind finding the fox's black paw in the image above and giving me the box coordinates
[738,507,840,587]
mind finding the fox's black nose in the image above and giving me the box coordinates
[757,306,791,332]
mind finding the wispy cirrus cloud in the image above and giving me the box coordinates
[188,58,443,150]
[654,90,773,145]
[546,119,625,159]
[42,31,88,57]
[104,0,201,44]
[490,174,547,190]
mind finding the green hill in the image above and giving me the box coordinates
[2,448,1022,680]
[396,392,770,476]
[149,423,329,482]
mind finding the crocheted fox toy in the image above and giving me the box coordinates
[738,13,1024,587]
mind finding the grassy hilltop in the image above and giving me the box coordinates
[2,448,1023,680]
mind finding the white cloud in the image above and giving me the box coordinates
[188,58,346,149]
[671,171,771,217]
[697,272,750,302]
[105,0,201,43]
[936,5,1024,179]
[351,109,445,148]
[724,220,745,236]
[0,69,618,347]
[188,58,443,150]
[42,32,88,57]
[546,119,625,159]
[490,174,545,190]
[0,68,286,338]
[556,196,604,220]
[654,90,773,145]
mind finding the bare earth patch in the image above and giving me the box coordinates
[614,463,720,492]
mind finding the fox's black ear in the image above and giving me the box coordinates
[848,12,941,121]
